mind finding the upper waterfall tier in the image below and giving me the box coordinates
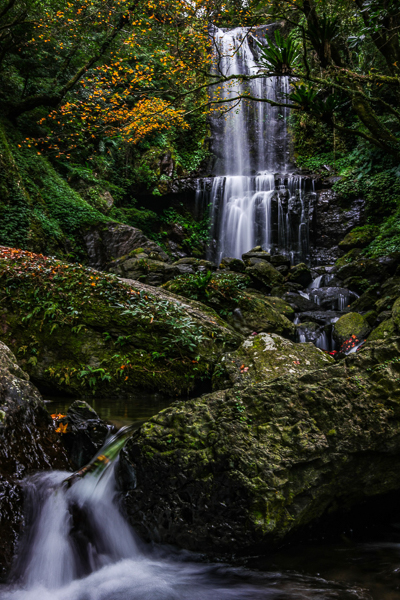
[210,26,291,176]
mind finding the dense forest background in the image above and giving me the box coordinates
[0,0,399,261]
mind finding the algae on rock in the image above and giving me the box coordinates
[212,333,333,390]
[0,247,241,397]
[121,337,400,555]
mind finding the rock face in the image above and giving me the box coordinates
[0,248,240,397]
[84,222,169,270]
[121,337,400,555]
[309,189,365,264]
[0,341,69,579]
[212,333,333,389]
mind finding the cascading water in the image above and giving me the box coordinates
[206,26,315,263]
[0,429,368,600]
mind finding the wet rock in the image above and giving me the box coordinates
[173,258,217,273]
[0,251,241,397]
[0,341,69,579]
[349,286,380,313]
[212,333,333,390]
[309,287,358,311]
[122,338,400,554]
[393,297,400,330]
[270,254,291,268]
[298,311,341,325]
[282,292,319,313]
[275,265,289,277]
[296,321,321,344]
[309,190,365,264]
[61,400,110,469]
[367,319,396,342]
[245,261,284,292]
[219,257,246,273]
[337,258,388,285]
[332,312,371,346]
[84,222,169,270]
[242,251,271,265]
[288,263,312,287]
[108,256,179,286]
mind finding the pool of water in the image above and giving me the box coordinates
[44,393,174,429]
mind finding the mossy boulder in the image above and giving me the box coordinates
[122,337,400,554]
[367,318,396,342]
[219,257,246,273]
[163,273,294,337]
[392,297,400,330]
[0,247,241,397]
[108,256,179,286]
[287,263,312,287]
[245,261,284,291]
[212,333,333,390]
[332,312,371,346]
[338,227,378,251]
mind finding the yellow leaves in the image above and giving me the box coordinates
[55,422,68,434]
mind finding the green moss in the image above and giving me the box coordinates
[0,248,240,396]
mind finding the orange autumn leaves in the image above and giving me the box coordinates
[22,0,216,156]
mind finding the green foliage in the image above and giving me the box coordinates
[155,207,211,257]
[166,271,251,313]
[257,30,300,75]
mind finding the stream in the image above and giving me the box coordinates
[1,431,400,600]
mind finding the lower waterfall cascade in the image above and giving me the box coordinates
[0,432,393,600]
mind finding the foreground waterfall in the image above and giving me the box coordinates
[206,27,315,263]
[0,429,373,600]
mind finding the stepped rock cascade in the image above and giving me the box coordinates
[203,27,316,263]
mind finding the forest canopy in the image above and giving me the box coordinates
[0,0,399,163]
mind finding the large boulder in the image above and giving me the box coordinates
[108,253,179,286]
[288,263,312,287]
[84,221,169,270]
[245,261,284,291]
[121,337,400,554]
[332,312,371,346]
[212,333,333,389]
[0,247,240,397]
[0,341,69,579]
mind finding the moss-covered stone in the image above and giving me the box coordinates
[392,297,400,331]
[367,318,396,342]
[333,312,371,345]
[122,337,400,554]
[0,247,241,397]
[212,333,333,390]
[287,262,312,287]
[219,257,246,273]
[245,261,284,291]
[163,273,294,337]
[338,227,378,251]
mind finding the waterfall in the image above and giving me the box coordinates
[206,26,314,263]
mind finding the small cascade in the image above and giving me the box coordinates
[204,26,316,263]
[2,426,365,600]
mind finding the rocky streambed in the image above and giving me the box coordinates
[1,227,400,588]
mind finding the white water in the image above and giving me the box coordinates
[0,438,372,600]
[207,27,313,263]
